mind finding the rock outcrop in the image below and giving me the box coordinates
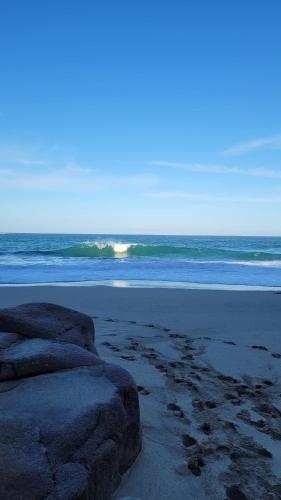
[0,303,141,500]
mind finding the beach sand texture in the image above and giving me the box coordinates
[1,286,281,499]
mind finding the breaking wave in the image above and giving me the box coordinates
[10,240,281,263]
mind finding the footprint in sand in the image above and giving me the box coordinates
[262,379,273,386]
[217,374,239,384]
[167,402,185,418]
[137,385,150,395]
[205,400,219,409]
[251,344,268,351]
[120,355,136,361]
[169,361,184,368]
[101,341,120,351]
[181,433,197,447]
[142,352,158,360]
[225,485,247,500]
[187,456,205,476]
[224,392,237,401]
[200,423,212,435]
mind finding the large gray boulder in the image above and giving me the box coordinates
[0,302,96,352]
[0,303,141,500]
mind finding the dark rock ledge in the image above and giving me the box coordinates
[0,303,141,500]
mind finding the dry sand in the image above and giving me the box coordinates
[1,286,281,499]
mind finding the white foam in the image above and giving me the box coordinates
[82,241,137,255]
[193,259,281,269]
[228,260,281,268]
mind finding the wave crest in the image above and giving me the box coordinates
[14,240,281,261]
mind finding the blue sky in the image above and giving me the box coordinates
[0,0,281,235]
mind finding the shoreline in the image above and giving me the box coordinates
[0,279,281,291]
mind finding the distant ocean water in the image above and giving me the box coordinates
[0,233,281,289]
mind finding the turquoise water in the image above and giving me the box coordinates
[0,233,281,288]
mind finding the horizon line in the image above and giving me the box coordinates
[1,231,281,238]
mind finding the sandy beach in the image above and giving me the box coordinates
[2,0,281,497]
[1,286,281,499]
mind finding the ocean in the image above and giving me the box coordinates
[0,233,281,289]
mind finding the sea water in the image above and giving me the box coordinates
[0,233,281,288]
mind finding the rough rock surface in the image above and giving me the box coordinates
[0,303,141,500]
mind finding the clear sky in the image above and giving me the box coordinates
[0,0,281,235]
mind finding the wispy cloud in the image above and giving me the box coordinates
[220,134,281,157]
[0,148,49,167]
[15,158,49,166]
[140,160,281,179]
[145,191,281,204]
[62,163,96,174]
[0,165,158,192]
[0,168,12,175]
